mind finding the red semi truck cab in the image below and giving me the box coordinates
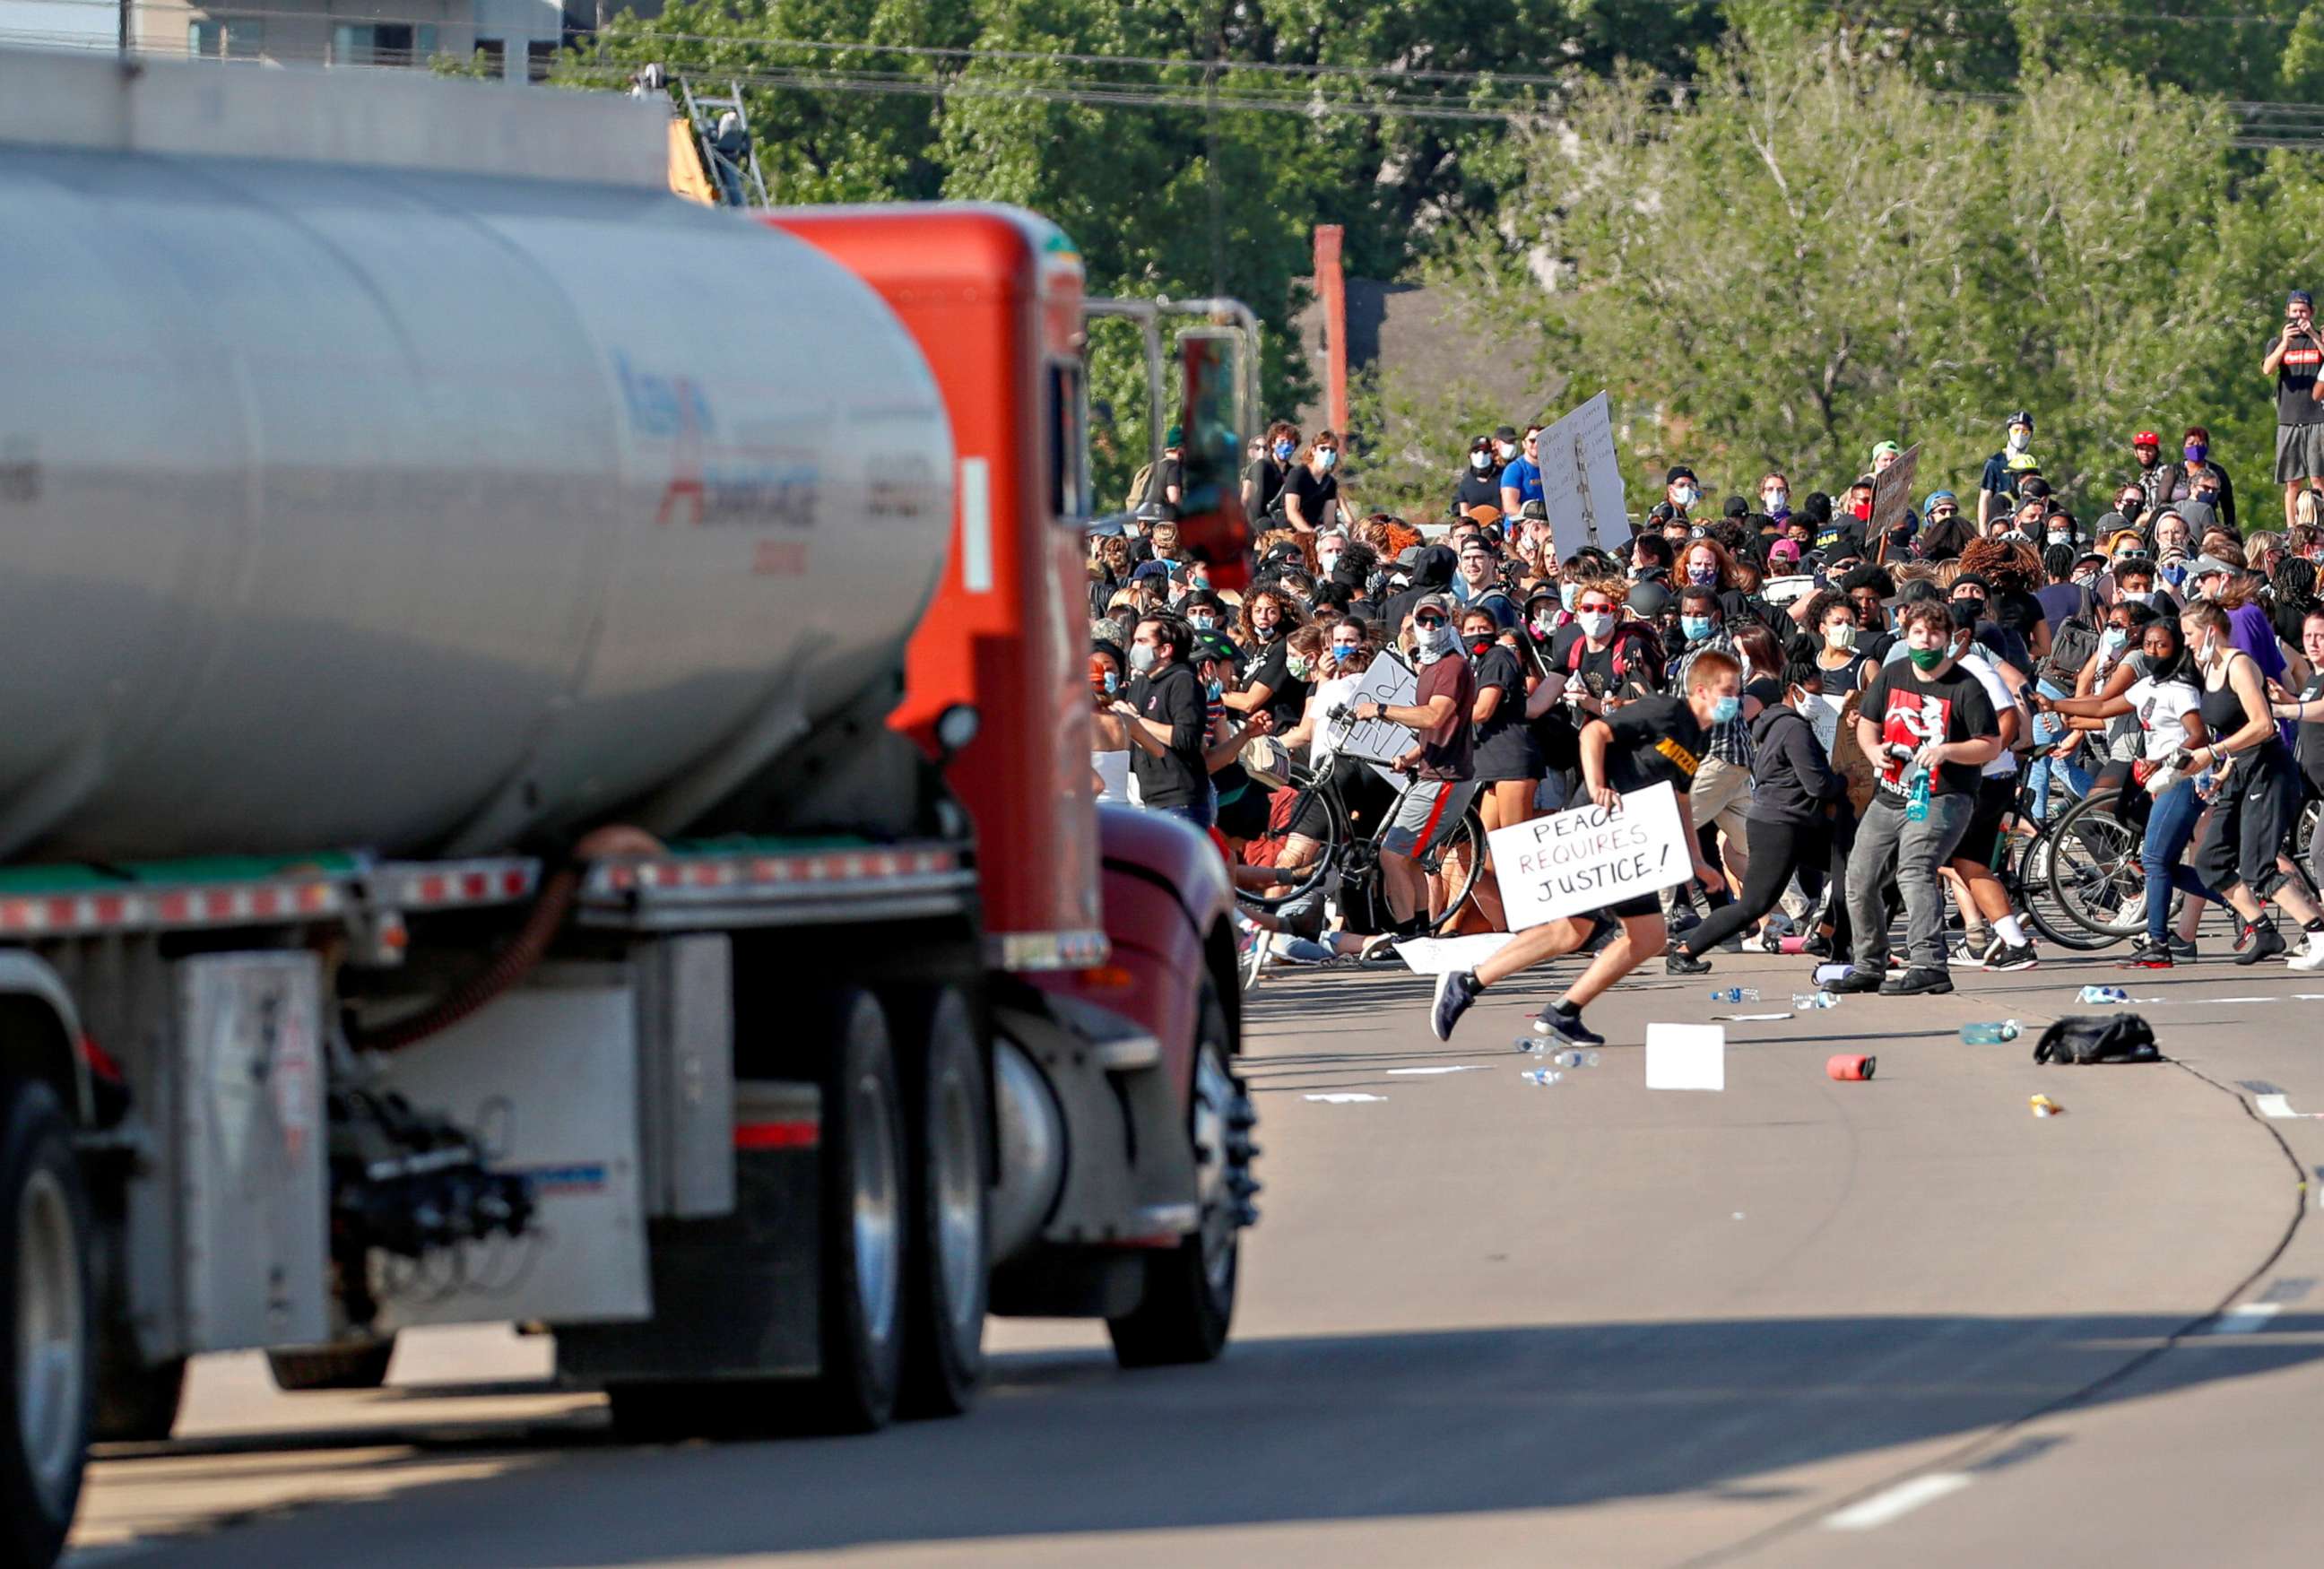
[768,205,1103,973]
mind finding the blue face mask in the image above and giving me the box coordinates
[1205,679,1224,703]
[1710,695,1743,724]
[1681,614,1713,641]
[1273,440,1296,461]
[1560,583,1581,611]
[1102,671,1119,695]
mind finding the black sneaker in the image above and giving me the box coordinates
[2165,934,2200,961]
[1532,1003,1606,1047]
[1986,943,2040,973]
[1431,968,1479,1042]
[2118,940,2174,969]
[1799,933,1833,958]
[1826,968,1886,994]
[1880,967,1955,996]
[1665,950,1713,975]
[2237,920,2287,967]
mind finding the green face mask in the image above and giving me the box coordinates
[1908,646,1947,672]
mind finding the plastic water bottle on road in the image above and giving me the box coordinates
[1960,1019,2022,1044]
[1709,987,1760,1003]
[2078,984,2130,1004]
[1791,991,1839,1010]
[1548,1048,1600,1069]
[1520,1068,1564,1087]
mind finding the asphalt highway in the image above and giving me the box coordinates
[67,941,2324,1567]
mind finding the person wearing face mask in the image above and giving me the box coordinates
[1663,464,1702,521]
[1557,577,1665,715]
[1088,640,1137,804]
[1827,601,2005,996]
[1281,430,1347,533]
[1114,613,1212,828]
[1669,586,1756,915]
[1244,420,1299,524]
[1977,410,2039,533]
[2181,601,2324,966]
[1913,490,1972,563]
[1428,650,1740,1048]
[1760,471,1792,524]
[1462,603,1541,879]
[2127,430,2172,515]
[2159,424,2236,532]
[1931,601,2044,972]
[1223,588,1314,728]
[1805,589,1874,696]
[1666,656,1853,974]
[1497,425,1547,517]
[1455,434,1505,514]
[2269,606,2324,903]
[2268,290,2324,529]
[1348,594,1480,937]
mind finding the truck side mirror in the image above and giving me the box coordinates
[1173,331,1253,591]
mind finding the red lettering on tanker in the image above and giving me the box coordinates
[615,351,819,533]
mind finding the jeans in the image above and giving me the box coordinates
[1157,783,1218,833]
[2025,679,2094,822]
[1845,793,1973,972]
[2141,777,2216,945]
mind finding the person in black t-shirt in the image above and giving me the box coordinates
[2265,290,2324,528]
[1431,650,1742,1050]
[1454,435,1505,514]
[1243,420,1298,524]
[2271,605,2324,893]
[1831,601,2002,997]
[1281,430,1346,533]
[1115,613,1213,828]
[1461,605,1542,936]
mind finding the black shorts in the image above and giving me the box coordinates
[1955,775,2016,871]
[1606,892,1663,920]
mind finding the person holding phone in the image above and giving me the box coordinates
[2265,289,2324,528]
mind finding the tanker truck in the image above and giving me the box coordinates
[0,51,1257,1569]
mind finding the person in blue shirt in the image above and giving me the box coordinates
[1498,423,1546,516]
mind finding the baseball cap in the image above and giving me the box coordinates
[1131,559,1173,581]
[1493,424,1520,443]
[1519,499,1548,522]
[1723,494,1749,518]
[2189,553,2237,581]
[1851,473,1877,490]
[1412,593,1457,621]
[1470,434,1493,452]
[1164,425,1184,447]
[1395,545,1426,568]
[1870,439,1902,463]
[2294,290,2314,308]
[1768,539,1802,567]
[1666,464,1696,485]
[2133,430,2161,447]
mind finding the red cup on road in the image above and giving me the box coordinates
[1826,1053,1876,1081]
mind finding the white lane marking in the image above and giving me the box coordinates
[1715,1011,1795,1021]
[2254,1095,2322,1120]
[1303,1093,1387,1104]
[1822,1472,1973,1530]
[2206,1304,2284,1334]
[1384,1065,1483,1076]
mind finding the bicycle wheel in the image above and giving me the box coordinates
[2012,821,2112,951]
[1234,770,1346,911]
[1418,807,1488,935]
[2043,793,2146,942]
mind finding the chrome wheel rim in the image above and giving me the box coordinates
[1191,1045,1238,1296]
[17,1166,82,1510]
[930,1065,983,1332]
[851,1072,901,1348]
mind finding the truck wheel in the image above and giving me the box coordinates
[266,1338,395,1392]
[811,990,907,1432]
[91,1324,184,1443]
[1107,980,1253,1369]
[897,986,989,1419]
[0,1079,92,1569]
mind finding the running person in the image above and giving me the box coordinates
[1429,650,1741,1047]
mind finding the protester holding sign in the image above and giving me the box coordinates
[1430,650,1741,1048]
[1348,594,1479,936]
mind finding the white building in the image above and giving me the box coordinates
[125,1,607,83]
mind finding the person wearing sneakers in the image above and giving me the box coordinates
[1939,602,2044,973]
[1347,593,1479,939]
[2180,601,2324,968]
[1429,652,1740,1048]
[1828,601,2004,997]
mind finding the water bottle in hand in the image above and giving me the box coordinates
[1905,766,1932,823]
[1960,1019,2021,1045]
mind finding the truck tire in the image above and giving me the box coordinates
[91,1331,184,1444]
[896,986,989,1419]
[810,990,907,1432]
[266,1338,395,1392]
[0,1079,92,1569]
[1107,979,1252,1369]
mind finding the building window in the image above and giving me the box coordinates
[189,17,264,58]
[333,22,436,67]
[474,38,505,77]
[526,39,556,82]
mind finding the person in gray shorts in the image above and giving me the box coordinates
[2265,288,2324,527]
[1347,593,1478,935]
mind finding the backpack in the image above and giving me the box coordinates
[2042,614,2102,687]
[1126,461,1157,512]
[2032,1013,2161,1065]
[1566,621,1665,687]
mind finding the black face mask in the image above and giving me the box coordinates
[1469,636,1495,657]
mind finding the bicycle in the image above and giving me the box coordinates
[1237,728,1487,938]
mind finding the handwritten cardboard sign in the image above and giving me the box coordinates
[1487,781,1690,928]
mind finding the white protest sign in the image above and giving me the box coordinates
[1329,651,1419,767]
[1485,780,1691,930]
[1533,391,1627,561]
[1807,693,1848,754]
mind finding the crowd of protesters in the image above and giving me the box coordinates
[1087,297,2324,1046]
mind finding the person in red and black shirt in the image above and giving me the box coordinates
[2266,289,2324,528]
[1348,594,1478,934]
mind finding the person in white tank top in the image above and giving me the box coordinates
[1089,640,1138,804]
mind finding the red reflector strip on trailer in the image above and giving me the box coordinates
[585,845,963,902]
[733,1120,819,1150]
[0,879,343,936]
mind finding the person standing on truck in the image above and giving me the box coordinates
[1116,611,1214,828]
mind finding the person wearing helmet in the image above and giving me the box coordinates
[1977,410,2038,532]
[1916,489,1973,562]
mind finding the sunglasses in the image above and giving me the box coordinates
[1414,616,1446,628]
[1576,602,1616,614]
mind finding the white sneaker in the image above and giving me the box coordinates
[2289,932,2324,972]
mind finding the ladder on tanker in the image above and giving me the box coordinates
[675,76,768,209]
